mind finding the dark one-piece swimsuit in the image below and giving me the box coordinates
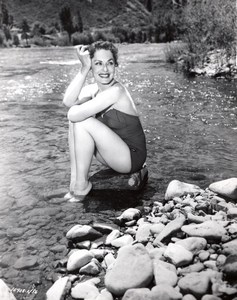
[96,109,147,173]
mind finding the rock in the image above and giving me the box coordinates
[102,252,116,269]
[71,278,100,300]
[181,221,227,240]
[95,289,114,300]
[66,225,102,242]
[182,295,197,300]
[76,241,91,250]
[209,178,237,200]
[176,237,207,254]
[178,271,212,298]
[164,243,193,267]
[227,223,237,235]
[122,288,152,300]
[150,223,165,235]
[148,247,166,260]
[14,255,38,270]
[222,254,237,278]
[227,208,237,219]
[111,234,134,248]
[79,258,101,275]
[67,249,93,272]
[201,295,222,300]
[90,249,109,260]
[222,239,237,255]
[46,276,71,300]
[165,180,201,200]
[105,229,121,245]
[151,283,183,300]
[153,259,178,286]
[135,223,152,243]
[105,243,153,296]
[115,208,141,224]
[178,262,205,275]
[0,279,17,300]
[153,214,186,245]
[199,251,210,262]
[92,223,117,234]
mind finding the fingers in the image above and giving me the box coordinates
[74,45,89,55]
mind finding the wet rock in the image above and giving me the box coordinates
[178,271,212,298]
[222,254,237,278]
[165,180,202,200]
[0,279,16,300]
[135,223,152,243]
[67,249,93,272]
[151,283,183,300]
[164,243,193,267]
[71,278,100,299]
[122,288,152,300]
[221,239,237,255]
[14,255,38,270]
[181,221,227,240]
[46,276,71,300]
[153,214,186,245]
[209,178,237,200]
[176,237,207,254]
[111,234,134,248]
[6,227,25,238]
[105,243,153,296]
[153,259,178,286]
[66,224,102,242]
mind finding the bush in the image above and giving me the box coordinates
[57,33,70,46]
[12,34,20,47]
[164,42,187,63]
[180,0,236,67]
[0,32,5,47]
[71,31,93,45]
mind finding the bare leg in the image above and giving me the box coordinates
[69,117,132,197]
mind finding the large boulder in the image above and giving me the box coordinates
[165,180,201,200]
[209,178,237,200]
[105,243,153,296]
[0,279,17,300]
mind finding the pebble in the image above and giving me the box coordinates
[153,259,178,286]
[71,278,100,299]
[151,283,183,300]
[111,234,134,248]
[66,224,102,241]
[122,288,152,300]
[165,180,202,200]
[176,237,207,254]
[46,276,70,300]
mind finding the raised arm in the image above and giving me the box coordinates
[63,45,92,107]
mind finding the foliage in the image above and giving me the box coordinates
[71,31,93,46]
[32,21,46,36]
[179,0,237,68]
[21,17,30,45]
[0,32,4,46]
[59,5,75,42]
[12,34,20,46]
[3,25,11,40]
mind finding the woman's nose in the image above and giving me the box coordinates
[103,64,108,72]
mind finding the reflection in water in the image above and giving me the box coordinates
[0,44,236,290]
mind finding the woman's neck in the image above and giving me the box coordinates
[97,79,117,92]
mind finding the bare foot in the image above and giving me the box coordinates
[68,181,92,202]
[64,191,74,200]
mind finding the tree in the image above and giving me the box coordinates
[73,10,83,33]
[1,2,9,26]
[21,17,30,45]
[59,5,75,42]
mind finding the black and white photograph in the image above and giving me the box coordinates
[0,0,236,299]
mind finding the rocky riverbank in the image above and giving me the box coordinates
[1,178,237,300]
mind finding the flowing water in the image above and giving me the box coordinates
[0,44,236,296]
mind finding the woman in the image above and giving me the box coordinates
[63,41,146,201]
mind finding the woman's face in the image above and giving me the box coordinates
[91,49,116,86]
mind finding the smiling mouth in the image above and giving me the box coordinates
[99,74,110,78]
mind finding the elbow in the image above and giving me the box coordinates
[67,106,83,123]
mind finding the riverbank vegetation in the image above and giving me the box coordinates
[0,0,236,77]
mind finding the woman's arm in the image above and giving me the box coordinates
[62,46,92,107]
[68,84,123,122]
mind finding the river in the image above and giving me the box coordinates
[0,43,236,297]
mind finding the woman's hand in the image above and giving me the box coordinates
[75,45,91,72]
